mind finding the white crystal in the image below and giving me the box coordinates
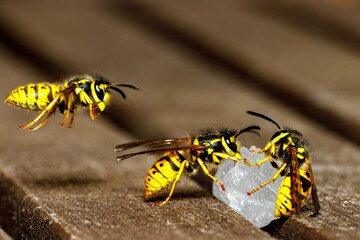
[213,146,283,228]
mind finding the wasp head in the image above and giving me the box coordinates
[92,77,139,112]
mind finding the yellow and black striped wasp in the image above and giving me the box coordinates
[114,125,261,205]
[244,111,320,217]
[5,74,138,131]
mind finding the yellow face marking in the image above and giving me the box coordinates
[97,102,106,112]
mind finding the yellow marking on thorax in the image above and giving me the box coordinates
[297,148,305,153]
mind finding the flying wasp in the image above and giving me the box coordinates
[114,125,260,205]
[244,111,320,217]
[5,74,138,131]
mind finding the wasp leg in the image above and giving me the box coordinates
[78,90,96,120]
[68,112,76,128]
[28,108,57,131]
[155,160,189,206]
[212,152,242,166]
[92,104,100,119]
[60,92,75,127]
[309,165,320,217]
[247,163,287,195]
[243,156,272,166]
[251,142,272,154]
[60,111,70,127]
[88,104,95,121]
[18,94,61,130]
[251,143,273,155]
[197,158,225,191]
[212,152,242,162]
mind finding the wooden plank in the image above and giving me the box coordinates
[0,228,13,240]
[0,1,359,239]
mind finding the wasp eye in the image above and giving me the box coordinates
[94,81,105,101]
[225,137,237,152]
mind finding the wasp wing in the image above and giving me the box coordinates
[116,144,206,161]
[114,138,190,152]
[308,164,320,216]
[289,145,302,215]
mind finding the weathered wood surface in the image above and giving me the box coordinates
[0,228,13,240]
[0,0,359,239]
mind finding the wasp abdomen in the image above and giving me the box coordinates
[144,152,184,200]
[5,84,61,111]
[275,168,311,217]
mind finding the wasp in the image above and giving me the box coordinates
[5,74,138,131]
[114,125,260,205]
[244,111,320,217]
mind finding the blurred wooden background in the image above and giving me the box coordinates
[0,0,359,239]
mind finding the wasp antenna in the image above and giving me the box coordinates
[247,111,281,129]
[109,86,127,99]
[116,155,130,161]
[115,84,140,90]
[235,125,261,138]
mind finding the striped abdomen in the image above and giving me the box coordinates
[275,168,312,217]
[5,84,62,111]
[144,151,188,200]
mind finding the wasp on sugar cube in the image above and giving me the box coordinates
[244,111,320,217]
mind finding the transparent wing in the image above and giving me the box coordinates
[116,144,205,161]
[114,138,190,152]
[308,164,320,216]
[289,145,302,215]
